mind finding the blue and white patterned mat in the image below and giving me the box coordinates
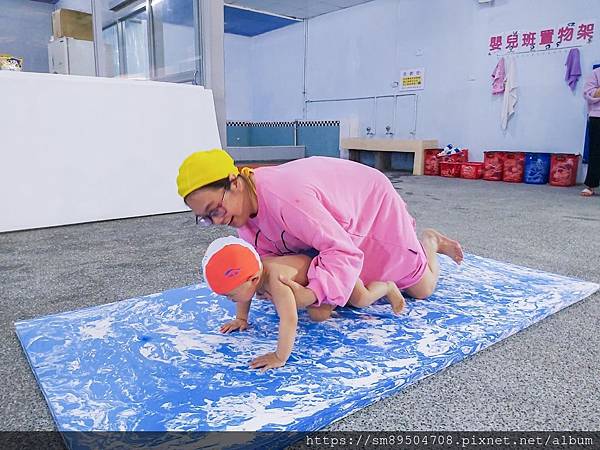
[16,254,598,436]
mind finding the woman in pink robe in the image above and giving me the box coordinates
[178,150,463,317]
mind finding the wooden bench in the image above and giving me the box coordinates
[341,138,438,176]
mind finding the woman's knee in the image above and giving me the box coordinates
[406,269,438,299]
[406,280,436,299]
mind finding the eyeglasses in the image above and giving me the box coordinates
[195,188,227,227]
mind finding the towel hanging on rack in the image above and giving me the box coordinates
[491,57,506,95]
[565,48,582,91]
[501,57,518,130]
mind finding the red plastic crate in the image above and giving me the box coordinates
[483,151,505,181]
[502,152,525,183]
[461,162,484,179]
[549,154,579,187]
[439,149,469,163]
[424,148,441,176]
[439,162,462,178]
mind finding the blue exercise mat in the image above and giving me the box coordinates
[15,254,598,445]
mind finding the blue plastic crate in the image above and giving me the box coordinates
[524,153,551,184]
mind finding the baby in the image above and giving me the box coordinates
[202,236,406,371]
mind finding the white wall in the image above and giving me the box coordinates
[249,23,305,121]
[463,0,598,160]
[224,0,600,163]
[0,0,54,73]
[224,34,253,120]
[224,24,305,122]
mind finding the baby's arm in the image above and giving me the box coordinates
[249,280,298,371]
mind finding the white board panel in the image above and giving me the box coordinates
[0,72,221,232]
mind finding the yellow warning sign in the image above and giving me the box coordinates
[400,68,424,90]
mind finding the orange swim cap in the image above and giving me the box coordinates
[201,236,262,294]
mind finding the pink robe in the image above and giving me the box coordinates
[238,157,427,307]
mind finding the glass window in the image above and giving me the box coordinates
[102,24,120,77]
[123,9,149,79]
[151,0,198,80]
[1,0,202,82]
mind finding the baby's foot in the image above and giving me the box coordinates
[307,304,334,322]
[386,282,406,314]
[422,228,464,264]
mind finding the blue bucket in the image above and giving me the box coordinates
[524,153,551,184]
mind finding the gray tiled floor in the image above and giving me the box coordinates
[1,174,599,432]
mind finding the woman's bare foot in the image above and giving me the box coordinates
[386,282,406,314]
[580,187,595,197]
[422,228,464,264]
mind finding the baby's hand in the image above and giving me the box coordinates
[220,318,248,334]
[249,352,286,372]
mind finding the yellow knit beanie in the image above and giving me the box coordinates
[176,149,239,198]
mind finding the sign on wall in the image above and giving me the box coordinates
[488,20,595,56]
[400,68,425,90]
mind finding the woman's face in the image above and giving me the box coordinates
[185,176,252,228]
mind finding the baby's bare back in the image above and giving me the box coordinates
[262,254,312,287]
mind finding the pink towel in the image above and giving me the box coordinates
[565,48,582,91]
[492,57,506,95]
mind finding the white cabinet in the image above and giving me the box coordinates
[48,37,95,76]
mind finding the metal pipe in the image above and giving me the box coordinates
[117,20,127,76]
[411,94,418,137]
[305,93,418,137]
[110,0,141,12]
[192,0,203,85]
[305,93,415,103]
[146,0,156,79]
[302,19,308,120]
[91,0,100,76]
[392,94,397,136]
[373,96,378,135]
[294,120,298,146]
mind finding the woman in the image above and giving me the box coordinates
[582,67,600,196]
[177,149,462,321]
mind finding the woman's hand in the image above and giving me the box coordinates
[219,318,248,333]
[278,275,317,308]
[249,351,286,372]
